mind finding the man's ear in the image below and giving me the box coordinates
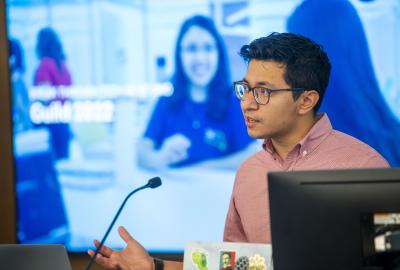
[298,90,319,115]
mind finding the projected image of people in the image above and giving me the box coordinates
[34,27,72,160]
[137,15,257,170]
[9,38,31,133]
[9,36,69,245]
[287,0,400,166]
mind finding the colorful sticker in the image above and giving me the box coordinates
[219,251,236,270]
[191,250,208,270]
[234,256,249,270]
[248,254,267,270]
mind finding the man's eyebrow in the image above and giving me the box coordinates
[242,78,277,88]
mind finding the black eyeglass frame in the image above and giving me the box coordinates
[233,80,305,105]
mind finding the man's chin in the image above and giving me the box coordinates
[247,130,266,139]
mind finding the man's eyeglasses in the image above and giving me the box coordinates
[233,81,305,105]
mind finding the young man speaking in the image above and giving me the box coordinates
[89,32,388,270]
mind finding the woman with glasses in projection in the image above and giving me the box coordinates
[137,15,257,170]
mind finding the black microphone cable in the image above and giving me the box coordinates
[85,176,162,270]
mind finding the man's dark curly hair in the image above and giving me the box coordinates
[239,32,331,112]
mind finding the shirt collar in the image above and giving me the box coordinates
[263,113,333,157]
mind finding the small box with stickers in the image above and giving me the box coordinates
[183,241,272,270]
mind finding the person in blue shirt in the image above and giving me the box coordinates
[137,15,257,169]
[287,0,400,166]
[9,38,31,133]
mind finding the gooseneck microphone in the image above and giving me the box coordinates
[85,176,162,270]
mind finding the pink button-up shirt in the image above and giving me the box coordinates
[223,114,389,243]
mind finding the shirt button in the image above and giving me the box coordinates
[302,150,308,156]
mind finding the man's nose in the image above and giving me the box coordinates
[241,91,259,111]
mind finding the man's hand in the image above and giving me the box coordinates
[88,226,154,270]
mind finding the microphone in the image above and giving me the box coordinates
[85,176,162,270]
[148,176,162,189]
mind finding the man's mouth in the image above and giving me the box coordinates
[245,116,260,127]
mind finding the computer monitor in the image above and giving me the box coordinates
[268,168,400,270]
